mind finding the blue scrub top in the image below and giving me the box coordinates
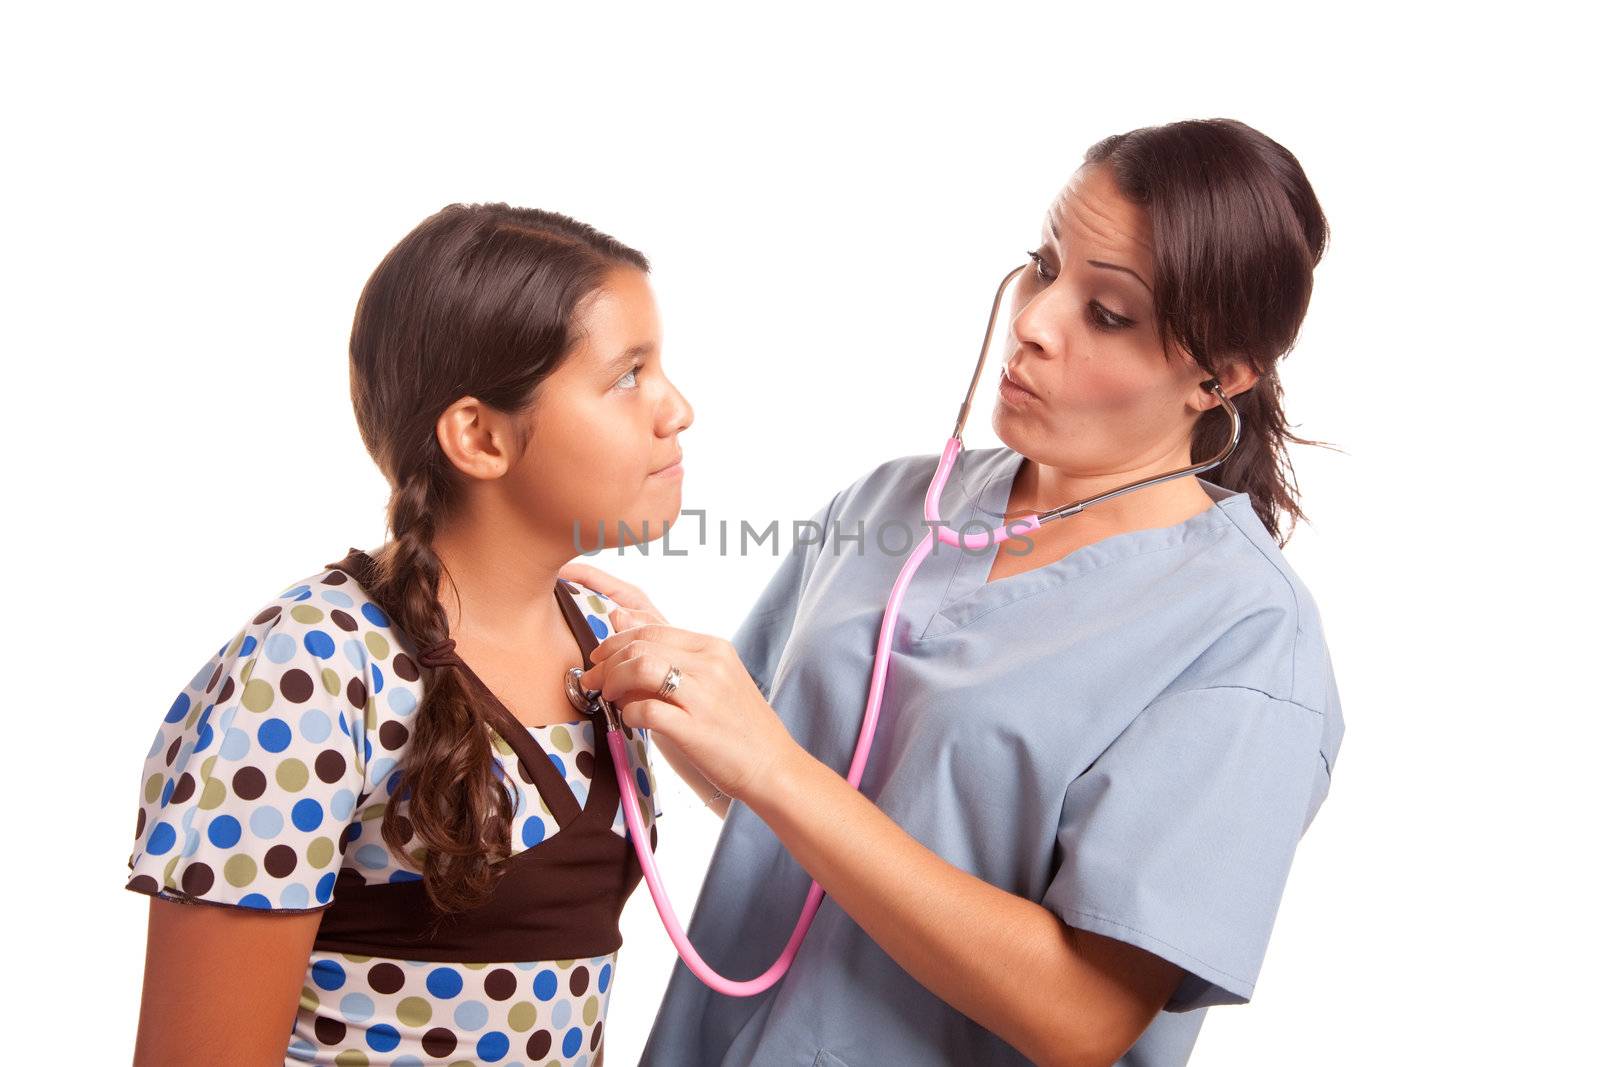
[640,446,1345,1067]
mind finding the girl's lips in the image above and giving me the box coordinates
[649,459,684,478]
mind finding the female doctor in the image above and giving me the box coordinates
[571,117,1346,1067]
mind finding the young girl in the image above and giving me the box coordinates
[125,204,694,1066]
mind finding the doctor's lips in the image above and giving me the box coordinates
[999,363,1041,404]
[648,452,684,477]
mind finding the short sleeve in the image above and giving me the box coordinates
[125,590,368,912]
[1041,686,1328,1011]
[729,491,841,698]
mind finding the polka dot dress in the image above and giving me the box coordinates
[125,559,661,1066]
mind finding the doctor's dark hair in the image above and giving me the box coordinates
[347,204,649,914]
[1083,118,1338,545]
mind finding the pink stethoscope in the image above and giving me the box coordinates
[568,262,1244,996]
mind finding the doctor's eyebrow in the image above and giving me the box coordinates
[1045,218,1153,293]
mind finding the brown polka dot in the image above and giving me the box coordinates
[392,653,420,682]
[517,759,536,785]
[232,766,268,801]
[393,815,412,842]
[346,677,369,710]
[339,823,362,851]
[330,609,358,632]
[128,874,159,895]
[315,749,348,784]
[591,1019,604,1051]
[484,967,518,1001]
[217,676,236,704]
[367,962,405,994]
[135,807,146,838]
[322,570,348,586]
[526,1030,552,1059]
[180,862,214,896]
[569,966,590,996]
[313,1015,347,1044]
[207,662,225,692]
[280,669,315,704]
[421,1028,457,1057]
[264,844,298,878]
[378,721,408,751]
[576,750,595,778]
[170,773,196,805]
[165,737,182,766]
[253,605,283,625]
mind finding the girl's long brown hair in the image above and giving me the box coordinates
[347,204,648,912]
[1084,118,1340,545]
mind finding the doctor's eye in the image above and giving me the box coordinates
[1025,248,1054,283]
[1087,301,1136,332]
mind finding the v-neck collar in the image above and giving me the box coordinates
[916,448,1244,639]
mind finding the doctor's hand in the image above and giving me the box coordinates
[578,623,800,807]
[556,562,671,626]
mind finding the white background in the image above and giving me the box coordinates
[5,2,1592,1064]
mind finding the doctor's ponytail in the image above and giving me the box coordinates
[1084,118,1341,546]
[347,203,649,913]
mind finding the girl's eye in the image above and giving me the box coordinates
[616,364,640,389]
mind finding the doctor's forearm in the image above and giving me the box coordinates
[743,744,1116,1067]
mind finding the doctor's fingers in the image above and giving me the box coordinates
[590,621,717,664]
[613,697,689,735]
[587,646,713,710]
[557,563,669,623]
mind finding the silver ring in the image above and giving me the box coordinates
[658,665,681,698]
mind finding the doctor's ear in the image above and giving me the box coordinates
[1196,362,1260,409]
[434,396,525,480]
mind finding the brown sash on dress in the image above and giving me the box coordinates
[309,547,657,964]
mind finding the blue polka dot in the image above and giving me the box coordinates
[598,963,611,992]
[315,871,337,902]
[194,723,215,752]
[159,778,175,807]
[364,736,373,763]
[321,589,354,608]
[311,958,346,991]
[426,967,463,998]
[343,638,368,670]
[239,892,273,909]
[291,799,324,832]
[367,1023,401,1053]
[282,584,312,601]
[339,992,375,1023]
[532,970,557,1001]
[361,602,390,627]
[355,844,388,869]
[522,817,546,848]
[300,709,332,743]
[303,630,335,659]
[165,693,191,723]
[181,828,201,857]
[369,757,396,786]
[329,789,357,821]
[390,1057,423,1067]
[207,815,242,849]
[265,632,299,663]
[338,710,349,737]
[220,727,251,760]
[563,1026,584,1057]
[287,1037,316,1057]
[280,883,309,908]
[387,685,415,717]
[250,806,284,838]
[385,769,405,796]
[181,806,197,831]
[453,1000,488,1029]
[239,635,258,655]
[548,753,566,777]
[371,663,385,693]
[388,869,423,883]
[551,999,571,1029]
[635,767,652,797]
[258,718,292,753]
[569,779,588,807]
[475,1031,510,1061]
[586,615,608,641]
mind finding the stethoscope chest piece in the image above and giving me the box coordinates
[565,666,600,714]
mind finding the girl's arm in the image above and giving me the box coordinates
[744,746,1183,1067]
[134,897,321,1066]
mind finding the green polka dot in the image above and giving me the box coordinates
[144,773,164,804]
[201,755,218,779]
[306,837,335,868]
[343,953,371,962]
[396,996,431,1026]
[276,758,309,792]
[226,633,245,657]
[556,958,573,969]
[162,856,180,888]
[364,632,390,660]
[583,994,599,1025]
[464,962,487,970]
[364,703,377,731]
[240,658,258,683]
[334,1051,368,1066]
[491,733,513,755]
[199,778,227,810]
[321,667,341,695]
[242,678,275,712]
[186,701,203,729]
[550,726,573,753]
[290,604,325,624]
[299,986,319,1012]
[587,595,606,613]
[223,854,257,887]
[361,802,387,821]
[507,1001,537,1031]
